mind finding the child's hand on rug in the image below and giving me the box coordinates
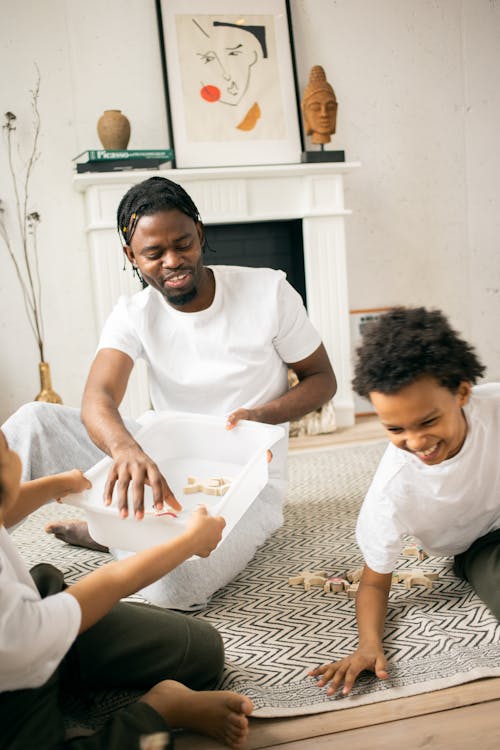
[309,645,389,696]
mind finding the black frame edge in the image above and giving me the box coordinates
[155,0,177,168]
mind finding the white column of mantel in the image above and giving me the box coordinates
[302,214,354,427]
[83,188,151,419]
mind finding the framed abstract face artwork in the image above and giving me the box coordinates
[156,0,303,168]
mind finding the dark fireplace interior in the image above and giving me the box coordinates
[204,219,307,306]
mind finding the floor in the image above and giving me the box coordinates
[288,413,386,452]
[178,416,500,749]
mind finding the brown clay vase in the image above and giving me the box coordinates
[97,109,131,150]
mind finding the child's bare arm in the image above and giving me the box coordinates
[4,470,91,528]
[356,564,392,648]
[310,565,392,695]
[66,506,225,633]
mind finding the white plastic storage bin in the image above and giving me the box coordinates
[64,412,284,552]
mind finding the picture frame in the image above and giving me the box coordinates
[155,0,304,169]
[350,308,393,416]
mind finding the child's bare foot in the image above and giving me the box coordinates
[45,519,109,553]
[140,680,253,748]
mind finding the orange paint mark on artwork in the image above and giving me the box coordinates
[236,102,261,131]
[200,85,221,102]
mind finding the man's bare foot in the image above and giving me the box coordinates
[140,680,253,748]
[45,519,109,553]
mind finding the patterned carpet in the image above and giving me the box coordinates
[14,440,500,722]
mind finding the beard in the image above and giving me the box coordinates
[164,285,198,307]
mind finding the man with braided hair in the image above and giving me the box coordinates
[3,176,336,610]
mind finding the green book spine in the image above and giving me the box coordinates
[74,149,174,162]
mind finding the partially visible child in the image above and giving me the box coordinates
[310,307,500,696]
[0,430,253,749]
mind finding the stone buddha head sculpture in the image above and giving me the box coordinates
[301,65,338,146]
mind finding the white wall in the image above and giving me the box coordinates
[1,0,499,423]
[291,0,500,374]
[0,0,166,419]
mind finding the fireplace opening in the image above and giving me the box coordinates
[204,219,307,306]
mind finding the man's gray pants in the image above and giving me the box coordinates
[2,402,284,610]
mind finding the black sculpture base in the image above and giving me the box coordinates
[301,150,345,163]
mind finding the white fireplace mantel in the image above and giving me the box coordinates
[74,161,361,426]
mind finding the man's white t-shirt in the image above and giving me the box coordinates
[356,384,500,574]
[0,526,81,691]
[98,266,322,484]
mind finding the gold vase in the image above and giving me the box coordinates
[35,362,62,404]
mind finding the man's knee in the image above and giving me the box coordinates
[2,401,71,434]
[2,402,86,480]
[3,401,41,430]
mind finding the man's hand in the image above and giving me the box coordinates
[184,505,226,557]
[104,446,182,519]
[225,407,255,430]
[226,345,336,432]
[225,409,272,463]
[309,645,388,696]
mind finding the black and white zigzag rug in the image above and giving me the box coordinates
[14,441,500,722]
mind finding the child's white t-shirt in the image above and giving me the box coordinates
[0,527,81,691]
[356,383,500,574]
[97,265,322,485]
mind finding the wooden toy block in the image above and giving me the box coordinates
[323,575,349,593]
[206,478,223,487]
[395,569,419,582]
[182,475,232,496]
[403,544,429,561]
[202,486,218,496]
[422,571,439,581]
[203,484,230,496]
[288,569,327,590]
[395,568,439,581]
[304,574,328,591]
[395,568,439,589]
[183,483,203,494]
[345,567,364,583]
[346,583,359,599]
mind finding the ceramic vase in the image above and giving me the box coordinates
[97,109,131,150]
[35,362,62,404]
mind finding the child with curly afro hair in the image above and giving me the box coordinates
[310,306,500,696]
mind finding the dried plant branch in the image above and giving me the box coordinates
[0,205,39,344]
[0,67,45,362]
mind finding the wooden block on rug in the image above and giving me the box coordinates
[288,569,327,590]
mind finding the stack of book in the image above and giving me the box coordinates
[73,149,174,173]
